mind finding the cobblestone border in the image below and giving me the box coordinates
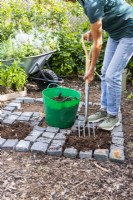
[0,97,125,163]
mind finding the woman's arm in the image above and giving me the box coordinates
[84,19,103,82]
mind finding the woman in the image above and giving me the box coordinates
[64,0,133,130]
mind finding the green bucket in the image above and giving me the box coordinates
[42,84,81,128]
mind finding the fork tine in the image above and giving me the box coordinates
[88,123,91,137]
[92,122,96,137]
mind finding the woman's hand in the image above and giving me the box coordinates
[84,68,94,84]
[83,31,93,42]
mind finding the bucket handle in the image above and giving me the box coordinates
[47,83,60,88]
[60,96,77,102]
[47,83,63,97]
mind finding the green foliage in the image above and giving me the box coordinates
[1,0,133,79]
[47,1,89,76]
[127,92,133,99]
[0,61,27,91]
[51,30,86,77]
[127,58,133,83]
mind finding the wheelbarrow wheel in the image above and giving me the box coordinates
[37,69,58,90]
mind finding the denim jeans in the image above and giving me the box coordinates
[101,37,133,115]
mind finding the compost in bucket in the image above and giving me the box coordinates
[52,92,77,102]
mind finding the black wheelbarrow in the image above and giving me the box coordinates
[0,50,64,90]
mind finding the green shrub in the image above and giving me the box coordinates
[0,60,27,91]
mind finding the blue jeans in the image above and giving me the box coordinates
[101,37,133,115]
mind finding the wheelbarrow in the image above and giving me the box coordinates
[0,50,64,90]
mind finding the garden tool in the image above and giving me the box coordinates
[78,35,96,137]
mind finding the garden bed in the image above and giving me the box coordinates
[0,79,133,200]
[0,83,124,163]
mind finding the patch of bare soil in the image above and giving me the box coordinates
[16,103,44,113]
[0,121,33,140]
[63,130,111,153]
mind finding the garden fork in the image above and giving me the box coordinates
[78,35,96,137]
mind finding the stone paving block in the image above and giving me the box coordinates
[23,97,35,103]
[12,99,23,103]
[110,144,124,150]
[8,102,21,109]
[17,116,31,121]
[47,146,62,157]
[0,117,4,123]
[51,139,65,147]
[2,110,12,115]
[8,114,19,120]
[3,118,16,124]
[36,137,52,144]
[46,126,59,133]
[30,121,40,126]
[111,123,123,133]
[12,112,22,116]
[32,112,40,118]
[60,129,71,135]
[71,125,78,133]
[112,137,124,146]
[2,139,18,150]
[109,148,125,163]
[36,117,43,123]
[111,131,124,138]
[31,142,48,153]
[3,106,16,112]
[94,149,109,161]
[35,98,43,103]
[29,130,43,137]
[15,140,31,152]
[24,135,40,142]
[21,112,33,117]
[0,138,6,148]
[79,101,84,108]
[42,132,56,139]
[79,150,92,159]
[16,97,25,102]
[33,126,46,132]
[118,112,122,122]
[0,113,7,118]
[54,133,66,140]
[64,147,78,159]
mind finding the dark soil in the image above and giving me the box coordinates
[0,121,33,140]
[53,95,76,102]
[63,130,111,152]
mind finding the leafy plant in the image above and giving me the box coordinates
[0,60,27,91]
[0,28,59,60]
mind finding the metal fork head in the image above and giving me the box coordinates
[78,121,96,137]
